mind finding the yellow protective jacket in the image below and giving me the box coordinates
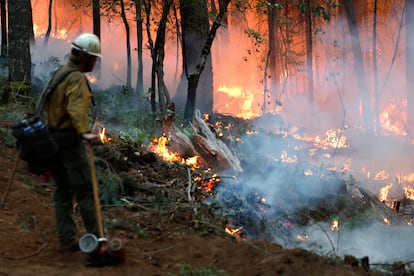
[46,62,93,134]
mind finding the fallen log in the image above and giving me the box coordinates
[191,110,243,173]
[158,104,242,173]
[158,103,199,159]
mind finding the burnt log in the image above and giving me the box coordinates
[158,104,242,173]
[158,103,199,158]
[191,110,242,173]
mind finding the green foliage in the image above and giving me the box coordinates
[245,29,266,48]
[297,1,340,21]
[99,170,124,206]
[255,0,282,13]
[176,264,228,276]
[0,101,27,120]
[242,0,340,81]
[0,128,16,147]
[7,82,31,91]
[2,82,34,108]
[93,86,156,145]
[0,99,40,147]
[119,130,149,145]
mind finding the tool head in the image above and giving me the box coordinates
[79,233,99,254]
[79,233,108,254]
[108,238,123,252]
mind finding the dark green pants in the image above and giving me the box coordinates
[52,142,99,244]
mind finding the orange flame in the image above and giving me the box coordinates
[149,135,200,168]
[331,219,339,231]
[380,101,407,136]
[217,85,258,119]
[404,186,414,200]
[33,24,68,39]
[378,183,391,202]
[99,126,111,143]
[87,74,98,84]
[224,220,244,239]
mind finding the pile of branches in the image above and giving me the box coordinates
[92,137,229,239]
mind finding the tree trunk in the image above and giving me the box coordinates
[218,0,228,26]
[43,0,53,48]
[406,0,414,135]
[210,0,216,14]
[155,0,173,114]
[134,0,144,95]
[175,0,213,115]
[266,0,278,114]
[341,0,373,132]
[8,0,32,85]
[53,0,57,36]
[304,0,314,107]
[92,0,101,79]
[183,0,231,123]
[93,0,101,38]
[27,0,35,46]
[1,0,7,57]
[120,0,132,91]
[279,1,291,104]
[143,0,156,115]
[372,0,380,133]
[172,3,181,86]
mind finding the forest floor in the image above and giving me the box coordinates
[0,136,383,276]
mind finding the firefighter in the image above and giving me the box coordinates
[46,33,102,252]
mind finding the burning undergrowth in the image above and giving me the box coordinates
[207,165,348,243]
[83,111,414,266]
[206,151,409,258]
[200,113,414,264]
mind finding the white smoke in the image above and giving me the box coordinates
[303,222,414,263]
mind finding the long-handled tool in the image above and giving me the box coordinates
[87,143,105,239]
[79,144,106,255]
[1,146,22,209]
[79,144,125,266]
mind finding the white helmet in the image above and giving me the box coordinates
[72,33,102,58]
